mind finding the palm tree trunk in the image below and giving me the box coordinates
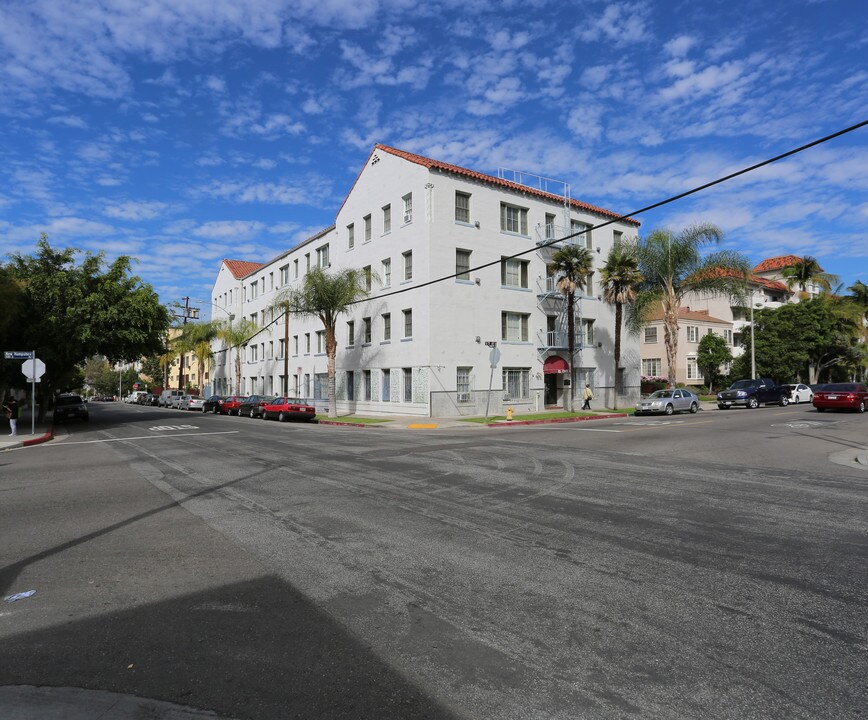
[325,326,337,418]
[283,304,289,396]
[663,307,679,389]
[567,291,575,412]
[613,301,622,410]
[234,352,241,396]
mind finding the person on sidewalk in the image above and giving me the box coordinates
[581,383,593,411]
[3,397,19,436]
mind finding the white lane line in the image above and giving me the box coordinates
[47,431,240,445]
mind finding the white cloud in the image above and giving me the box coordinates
[103,200,172,221]
[577,2,651,46]
[664,35,697,58]
[191,220,267,241]
[204,75,227,93]
[47,115,88,128]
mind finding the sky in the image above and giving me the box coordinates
[1,0,866,319]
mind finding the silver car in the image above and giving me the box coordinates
[635,388,700,416]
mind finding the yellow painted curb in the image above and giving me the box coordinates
[408,423,438,429]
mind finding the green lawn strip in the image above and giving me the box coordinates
[315,415,392,424]
[461,410,620,423]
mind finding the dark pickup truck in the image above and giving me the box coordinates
[717,378,790,409]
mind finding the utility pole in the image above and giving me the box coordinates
[173,297,199,391]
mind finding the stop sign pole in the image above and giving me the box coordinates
[20,351,44,435]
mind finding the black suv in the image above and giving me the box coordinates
[54,394,90,422]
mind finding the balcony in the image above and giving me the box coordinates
[537,330,588,351]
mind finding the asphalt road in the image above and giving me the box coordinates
[1,402,866,719]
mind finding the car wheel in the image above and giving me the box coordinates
[747,396,758,409]
[278,411,286,422]
[817,407,825,412]
[250,408,256,418]
[689,402,698,414]
[717,404,726,410]
[859,401,866,414]
[779,396,789,407]
[792,395,800,404]
[664,404,674,415]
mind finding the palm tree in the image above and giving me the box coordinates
[548,244,595,411]
[600,237,643,409]
[181,321,221,393]
[269,266,371,418]
[847,280,868,321]
[215,318,257,395]
[780,256,839,297]
[628,224,751,389]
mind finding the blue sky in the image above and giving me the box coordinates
[2,0,866,318]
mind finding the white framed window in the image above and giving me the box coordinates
[403,367,412,402]
[268,272,274,290]
[545,213,556,240]
[723,329,733,345]
[644,326,658,343]
[363,370,372,401]
[363,265,372,292]
[293,335,298,355]
[382,369,391,402]
[501,312,529,342]
[500,203,528,235]
[249,344,258,362]
[304,333,310,354]
[293,259,299,279]
[280,265,289,286]
[403,309,413,338]
[687,325,699,343]
[268,341,273,359]
[363,317,372,344]
[316,330,325,354]
[250,281,259,300]
[456,249,471,281]
[317,244,329,268]
[382,204,391,234]
[687,356,700,380]
[455,191,471,223]
[457,367,472,403]
[571,220,592,248]
[502,368,530,399]
[347,320,355,346]
[642,358,662,376]
[364,214,371,242]
[402,193,412,224]
[347,223,355,249]
[501,257,529,288]
[382,258,391,287]
[278,339,285,359]
[382,313,391,341]
[582,319,595,346]
[305,253,310,271]
[403,251,412,281]
[346,371,355,400]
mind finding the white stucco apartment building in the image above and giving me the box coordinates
[209,144,641,417]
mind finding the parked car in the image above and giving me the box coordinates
[53,394,89,423]
[717,378,790,409]
[812,383,868,413]
[169,394,186,409]
[238,395,276,418]
[184,396,205,411]
[158,389,185,407]
[202,395,226,413]
[125,390,148,404]
[261,397,317,422]
[785,383,814,405]
[217,395,249,416]
[635,388,699,416]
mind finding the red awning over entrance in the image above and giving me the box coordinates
[543,356,569,374]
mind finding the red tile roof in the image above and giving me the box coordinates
[697,267,791,294]
[223,259,265,279]
[752,255,811,273]
[645,307,730,323]
[362,144,640,226]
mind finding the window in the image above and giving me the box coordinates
[364,214,371,242]
[642,358,662,376]
[278,339,285,359]
[500,203,528,235]
[501,257,529,288]
[402,193,412,224]
[305,253,310,271]
[403,309,413,338]
[280,265,289,286]
[571,220,592,248]
[382,258,391,287]
[316,330,325,354]
[260,310,265,326]
[250,281,259,300]
[363,370,371,401]
[317,244,329,268]
[382,313,391,341]
[382,369,391,401]
[403,368,412,402]
[687,326,699,343]
[502,368,530,399]
[314,373,327,400]
[455,191,470,223]
[582,319,594,346]
[347,223,355,249]
[456,249,471,281]
[269,272,274,290]
[268,341,273,359]
[382,205,391,234]
[687,356,700,380]
[304,373,310,397]
[346,371,355,400]
[457,367,472,403]
[304,333,310,354]
[501,312,529,342]
[293,335,299,355]
[363,265,372,292]
[644,326,658,343]
[545,213,556,240]
[613,230,623,245]
[363,317,372,344]
[723,329,733,345]
[403,251,413,281]
[347,321,355,346]
[249,344,258,362]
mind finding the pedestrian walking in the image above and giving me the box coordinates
[3,397,19,436]
[581,383,593,410]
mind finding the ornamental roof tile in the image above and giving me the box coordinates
[645,307,730,324]
[223,259,265,279]
[752,255,809,273]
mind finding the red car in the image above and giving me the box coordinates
[812,383,868,413]
[261,397,317,422]
[217,395,249,416]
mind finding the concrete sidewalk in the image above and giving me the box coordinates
[0,409,53,451]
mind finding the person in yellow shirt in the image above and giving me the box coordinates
[581,383,593,410]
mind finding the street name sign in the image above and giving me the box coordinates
[4,350,33,359]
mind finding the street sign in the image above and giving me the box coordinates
[22,358,46,380]
[4,350,33,360]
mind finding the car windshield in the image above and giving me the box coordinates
[823,383,858,391]
[56,396,83,406]
[649,390,673,399]
[729,380,755,389]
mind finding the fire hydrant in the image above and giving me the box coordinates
[506,406,513,421]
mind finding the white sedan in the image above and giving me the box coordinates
[785,383,813,404]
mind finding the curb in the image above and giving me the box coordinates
[316,420,374,428]
[486,413,628,427]
[6,425,54,450]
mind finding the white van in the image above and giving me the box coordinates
[158,390,185,407]
[126,391,148,404]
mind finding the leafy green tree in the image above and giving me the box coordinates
[270,267,371,418]
[628,224,750,389]
[780,256,840,297]
[548,244,595,411]
[697,333,732,391]
[600,237,642,409]
[140,354,165,385]
[215,318,257,395]
[846,280,868,322]
[4,235,170,414]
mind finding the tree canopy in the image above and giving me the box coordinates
[697,333,732,391]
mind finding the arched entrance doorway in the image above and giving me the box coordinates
[543,356,569,407]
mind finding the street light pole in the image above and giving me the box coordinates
[750,301,756,379]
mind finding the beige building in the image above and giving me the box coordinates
[165,327,211,393]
